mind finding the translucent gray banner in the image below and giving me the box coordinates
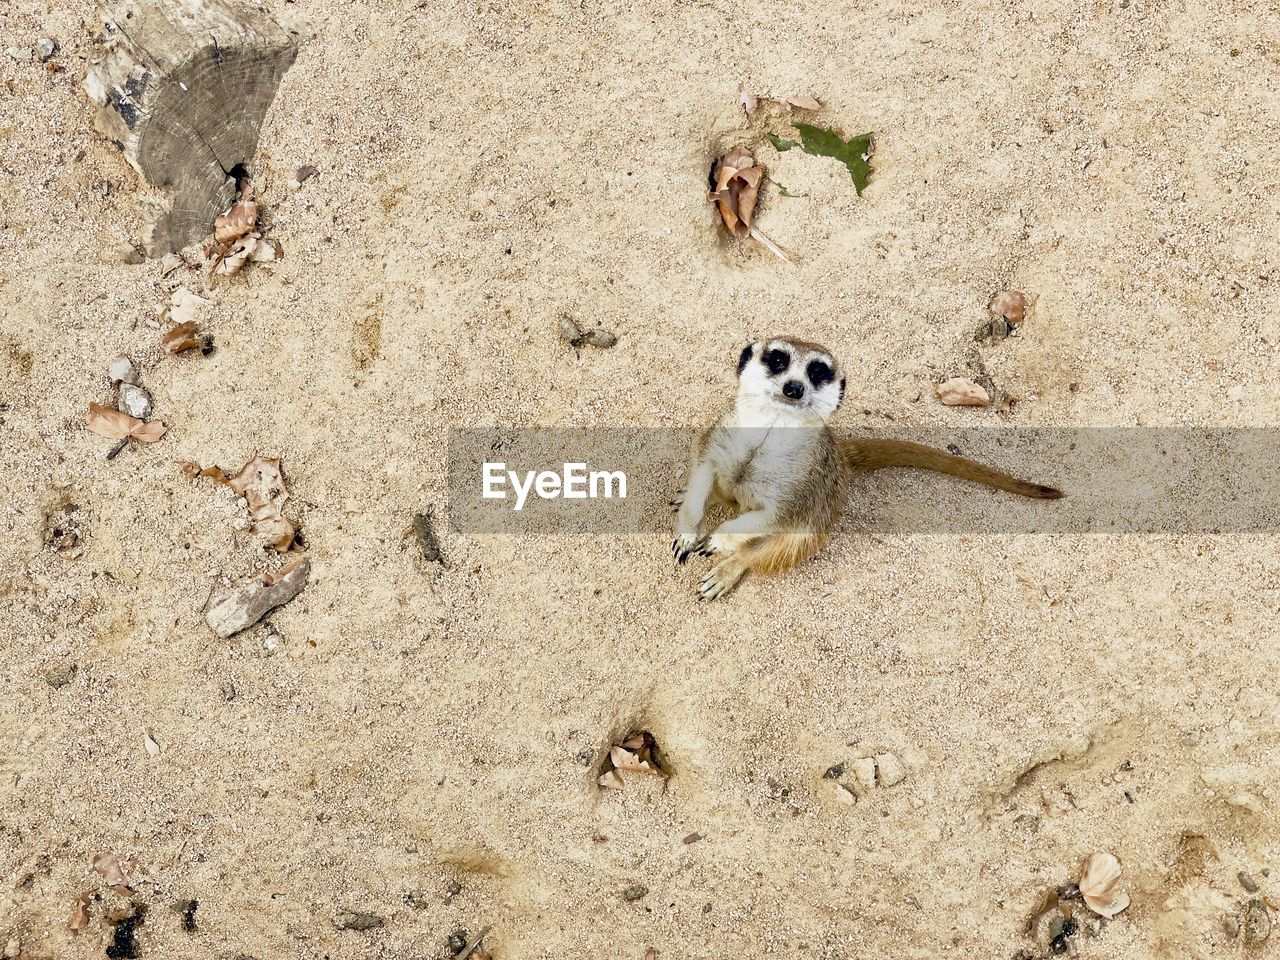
[447,428,1279,534]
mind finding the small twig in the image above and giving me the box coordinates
[106,438,129,460]
[457,925,492,960]
[749,224,791,263]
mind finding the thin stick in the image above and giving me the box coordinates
[457,925,492,960]
[106,438,129,460]
[749,224,791,263]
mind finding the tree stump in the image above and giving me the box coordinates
[83,0,298,257]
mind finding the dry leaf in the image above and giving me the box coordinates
[214,192,258,244]
[143,731,160,757]
[68,893,90,932]
[1079,852,1130,918]
[785,94,821,110]
[611,745,656,773]
[250,237,283,263]
[188,457,299,551]
[92,853,132,895]
[644,949,656,960]
[170,287,209,326]
[598,769,624,790]
[216,233,260,276]
[711,146,763,239]
[935,377,991,407]
[737,82,757,114]
[162,320,203,355]
[228,456,299,551]
[990,289,1027,323]
[87,403,167,443]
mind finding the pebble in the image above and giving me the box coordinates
[333,910,384,931]
[1243,899,1271,944]
[447,932,468,953]
[1239,871,1260,893]
[582,328,617,349]
[36,37,57,61]
[117,383,153,419]
[108,355,139,385]
[875,752,906,787]
[443,881,462,903]
[623,884,649,902]
[832,783,856,806]
[112,243,145,265]
[823,762,845,780]
[4,937,19,958]
[5,46,32,63]
[559,314,584,346]
[205,558,311,638]
[44,663,77,688]
[850,757,877,792]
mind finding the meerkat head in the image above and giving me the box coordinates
[736,337,846,419]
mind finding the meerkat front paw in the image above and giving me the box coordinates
[672,533,705,564]
[698,560,745,600]
[669,488,686,512]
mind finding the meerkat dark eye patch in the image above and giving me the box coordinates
[807,360,834,386]
[762,349,791,375]
[737,343,754,375]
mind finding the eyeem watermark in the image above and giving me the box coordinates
[482,462,627,511]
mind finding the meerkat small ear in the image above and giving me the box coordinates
[737,342,756,376]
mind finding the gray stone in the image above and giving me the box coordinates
[1243,899,1271,944]
[44,663,77,689]
[582,328,617,349]
[108,355,139,385]
[623,884,648,902]
[205,558,310,638]
[333,910,383,931]
[36,38,57,61]
[1239,871,1260,893]
[117,383,153,419]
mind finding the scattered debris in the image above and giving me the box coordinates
[444,881,463,903]
[1243,899,1271,944]
[43,505,83,559]
[448,932,469,953]
[333,909,384,931]
[935,377,991,407]
[117,383,153,420]
[990,290,1027,324]
[788,123,874,194]
[1078,852,1130,918]
[623,885,649,902]
[737,82,757,114]
[598,731,667,789]
[108,355,139,385]
[711,147,789,262]
[412,509,444,564]
[158,252,186,276]
[184,456,300,552]
[822,762,845,780]
[296,164,320,184]
[825,753,907,799]
[785,94,821,110]
[456,926,493,960]
[87,403,168,443]
[205,556,310,638]
[106,906,145,959]
[850,757,877,792]
[143,731,161,758]
[1028,891,1075,954]
[169,287,210,326]
[208,184,283,276]
[1239,871,1260,893]
[92,853,136,896]
[37,37,57,62]
[68,892,91,932]
[559,314,618,349]
[682,832,704,844]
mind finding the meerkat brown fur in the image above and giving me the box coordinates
[672,337,1062,600]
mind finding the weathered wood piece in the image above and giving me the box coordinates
[83,0,297,256]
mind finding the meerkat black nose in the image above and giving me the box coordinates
[783,380,805,400]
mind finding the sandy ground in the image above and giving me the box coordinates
[3,0,1280,957]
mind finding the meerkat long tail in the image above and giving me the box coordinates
[840,438,1063,499]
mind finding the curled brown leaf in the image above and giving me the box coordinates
[87,403,167,443]
[214,190,258,244]
[186,456,300,551]
[785,94,821,110]
[92,853,133,893]
[711,146,764,239]
[162,320,203,355]
[68,892,91,931]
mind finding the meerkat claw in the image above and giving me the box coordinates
[672,534,701,564]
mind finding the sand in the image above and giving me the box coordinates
[2,0,1279,957]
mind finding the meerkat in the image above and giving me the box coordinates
[672,337,1062,600]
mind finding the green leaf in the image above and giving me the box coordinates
[791,123,874,195]
[767,133,798,152]
[776,183,807,198]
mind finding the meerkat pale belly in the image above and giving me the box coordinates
[673,336,1061,600]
